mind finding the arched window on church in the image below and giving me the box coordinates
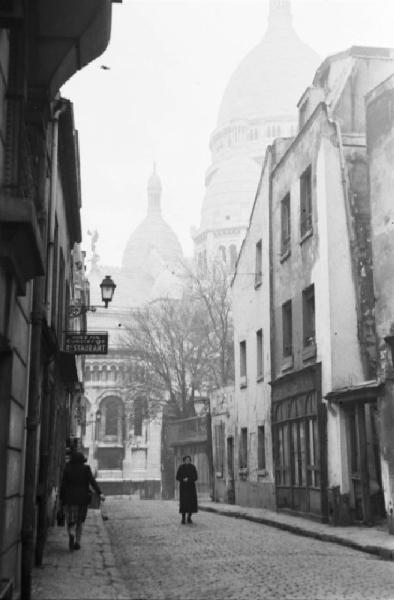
[106,403,118,435]
[85,367,91,382]
[219,245,226,263]
[111,365,117,382]
[100,397,124,442]
[134,397,147,437]
[230,244,238,270]
[102,366,108,382]
[92,366,99,382]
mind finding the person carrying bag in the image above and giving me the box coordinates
[59,452,105,551]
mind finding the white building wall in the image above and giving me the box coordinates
[315,134,364,492]
[230,151,275,509]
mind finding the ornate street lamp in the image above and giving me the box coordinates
[69,275,116,318]
[100,275,117,308]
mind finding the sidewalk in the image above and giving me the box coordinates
[31,509,130,600]
[198,500,394,560]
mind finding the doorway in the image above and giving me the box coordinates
[227,436,235,504]
[346,402,385,523]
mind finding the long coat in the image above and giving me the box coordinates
[60,459,101,506]
[176,463,198,514]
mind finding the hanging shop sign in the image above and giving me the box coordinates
[64,332,108,355]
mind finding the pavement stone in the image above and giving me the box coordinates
[198,500,394,561]
[31,509,130,600]
[104,497,394,600]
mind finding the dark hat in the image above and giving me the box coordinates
[182,455,192,462]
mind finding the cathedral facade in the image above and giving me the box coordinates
[193,0,320,267]
[80,168,184,495]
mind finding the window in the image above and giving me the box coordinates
[214,422,225,477]
[302,284,315,347]
[240,340,247,382]
[281,193,291,256]
[105,401,119,436]
[219,245,226,263]
[239,427,248,469]
[258,425,266,471]
[300,165,312,237]
[255,239,262,287]
[282,300,293,358]
[134,398,146,436]
[256,329,263,379]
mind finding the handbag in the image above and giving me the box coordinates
[88,491,101,509]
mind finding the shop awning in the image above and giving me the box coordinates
[325,380,383,404]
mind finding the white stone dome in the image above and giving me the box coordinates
[200,156,261,231]
[217,11,319,127]
[122,212,183,273]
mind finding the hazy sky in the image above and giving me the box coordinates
[62,0,394,269]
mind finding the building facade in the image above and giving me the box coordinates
[211,151,275,509]
[81,308,162,497]
[221,46,394,525]
[366,73,394,519]
[0,3,114,598]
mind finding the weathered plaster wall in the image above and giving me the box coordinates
[271,106,365,494]
[367,76,394,507]
[230,150,275,510]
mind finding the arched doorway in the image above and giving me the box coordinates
[96,396,125,471]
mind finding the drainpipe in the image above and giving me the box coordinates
[46,99,67,325]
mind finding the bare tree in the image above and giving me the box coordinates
[122,294,214,418]
[122,259,234,420]
[182,258,234,389]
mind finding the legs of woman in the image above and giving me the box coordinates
[187,513,192,524]
[73,521,83,550]
[67,520,76,551]
[181,513,186,524]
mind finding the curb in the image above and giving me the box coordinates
[199,505,394,562]
[94,510,131,599]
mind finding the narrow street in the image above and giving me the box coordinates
[104,497,394,600]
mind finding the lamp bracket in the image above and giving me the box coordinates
[68,305,97,318]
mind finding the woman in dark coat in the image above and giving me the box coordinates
[60,452,104,551]
[176,455,198,524]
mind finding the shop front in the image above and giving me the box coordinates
[272,364,328,520]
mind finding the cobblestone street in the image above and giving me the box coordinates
[105,497,394,600]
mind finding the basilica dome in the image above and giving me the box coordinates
[217,2,319,127]
[122,167,183,274]
[122,213,183,273]
[200,156,261,231]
